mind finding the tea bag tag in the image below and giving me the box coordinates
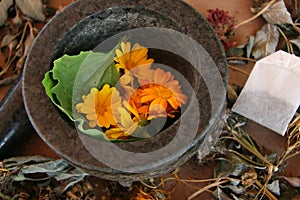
[232,51,300,136]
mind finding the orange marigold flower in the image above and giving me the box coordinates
[141,84,186,111]
[140,68,182,92]
[76,84,121,129]
[105,101,146,139]
[114,42,154,81]
[140,68,187,117]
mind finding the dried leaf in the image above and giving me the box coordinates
[226,46,245,58]
[224,185,246,195]
[290,38,300,50]
[12,8,23,25]
[20,159,69,174]
[241,168,257,188]
[267,180,280,196]
[278,23,300,37]
[15,0,46,22]
[282,177,300,187]
[213,187,232,200]
[252,24,279,59]
[246,36,255,58]
[263,0,293,25]
[23,30,35,58]
[3,156,52,170]
[265,152,277,164]
[228,85,238,103]
[0,0,13,26]
[1,33,20,48]
[284,0,300,19]
[251,0,272,13]
[16,57,25,74]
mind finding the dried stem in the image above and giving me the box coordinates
[228,64,250,76]
[227,56,257,62]
[228,149,267,168]
[278,27,294,54]
[228,126,273,166]
[140,177,176,189]
[276,115,300,167]
[255,179,278,200]
[187,179,229,200]
[234,0,277,29]
[293,24,300,34]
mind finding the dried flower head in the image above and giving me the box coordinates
[207,8,235,50]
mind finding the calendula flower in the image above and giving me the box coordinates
[76,84,121,128]
[141,84,186,117]
[140,68,182,92]
[139,68,187,119]
[105,101,147,139]
[114,42,154,81]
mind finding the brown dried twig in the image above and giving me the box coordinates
[276,115,300,168]
[234,0,277,29]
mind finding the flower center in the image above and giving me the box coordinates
[157,87,173,99]
[95,105,106,116]
[126,60,136,70]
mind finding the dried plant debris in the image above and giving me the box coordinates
[131,186,171,200]
[226,36,255,63]
[0,156,95,199]
[0,0,56,87]
[210,114,300,200]
[15,0,46,22]
[171,112,300,200]
[227,0,300,61]
[0,0,14,26]
[251,0,273,13]
[261,0,293,25]
[252,23,279,59]
[285,0,300,20]
[206,8,235,50]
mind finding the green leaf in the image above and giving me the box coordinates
[51,51,93,116]
[75,116,110,141]
[97,62,120,89]
[42,71,74,120]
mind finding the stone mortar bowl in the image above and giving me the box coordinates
[23,0,227,182]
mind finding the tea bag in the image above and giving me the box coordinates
[232,50,300,136]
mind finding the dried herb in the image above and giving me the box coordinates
[285,0,300,20]
[262,0,293,25]
[0,0,54,87]
[0,0,14,26]
[0,156,92,198]
[15,0,46,22]
[252,23,279,59]
[226,36,255,63]
[207,9,235,50]
[251,0,272,13]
